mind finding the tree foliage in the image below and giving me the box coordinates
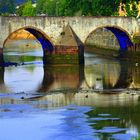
[0,0,140,17]
[0,0,15,15]
[17,0,36,16]
[36,0,46,14]
[22,1,36,16]
[92,0,120,16]
[125,1,138,17]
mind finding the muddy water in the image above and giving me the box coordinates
[0,48,140,140]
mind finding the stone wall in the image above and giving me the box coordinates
[86,28,120,50]
[0,16,139,48]
[0,16,140,64]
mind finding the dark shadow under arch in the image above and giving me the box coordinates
[85,26,133,51]
[106,27,133,51]
[4,26,54,54]
[83,60,133,90]
[38,65,84,92]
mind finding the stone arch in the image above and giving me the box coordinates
[84,25,133,51]
[3,26,54,54]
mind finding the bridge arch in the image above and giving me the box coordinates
[85,26,133,51]
[3,26,54,54]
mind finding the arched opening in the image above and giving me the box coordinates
[84,59,121,90]
[2,27,53,92]
[25,28,54,53]
[3,26,54,65]
[85,26,133,56]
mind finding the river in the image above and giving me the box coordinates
[0,42,140,140]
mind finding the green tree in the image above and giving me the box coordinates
[0,0,15,15]
[36,0,56,15]
[57,0,68,16]
[16,4,25,16]
[56,0,83,16]
[92,0,120,16]
[15,0,140,17]
[124,1,138,17]
[22,0,36,16]
[45,0,56,16]
[81,0,93,16]
[36,0,46,14]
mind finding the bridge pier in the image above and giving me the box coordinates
[43,52,84,65]
[38,65,84,92]
[43,24,85,65]
[0,66,4,84]
[0,48,4,66]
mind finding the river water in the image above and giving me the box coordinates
[0,43,140,140]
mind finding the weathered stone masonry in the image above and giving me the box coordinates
[0,16,140,64]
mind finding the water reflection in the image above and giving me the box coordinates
[84,60,121,89]
[4,65,44,92]
[0,67,4,84]
[84,58,140,90]
[0,56,139,93]
[38,65,84,92]
[86,98,140,140]
[0,67,10,92]
[0,53,140,140]
[115,61,139,89]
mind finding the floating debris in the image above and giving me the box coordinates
[85,95,88,98]
[21,97,24,99]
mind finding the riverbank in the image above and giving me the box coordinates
[85,46,140,60]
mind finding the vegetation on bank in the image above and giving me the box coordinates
[0,0,140,17]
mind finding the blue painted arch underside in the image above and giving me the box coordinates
[106,27,133,51]
[25,28,54,53]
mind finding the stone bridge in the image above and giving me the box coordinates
[0,16,140,64]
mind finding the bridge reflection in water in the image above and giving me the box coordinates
[37,60,140,93]
[0,57,139,103]
[0,57,140,140]
[38,65,84,92]
[26,59,139,109]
